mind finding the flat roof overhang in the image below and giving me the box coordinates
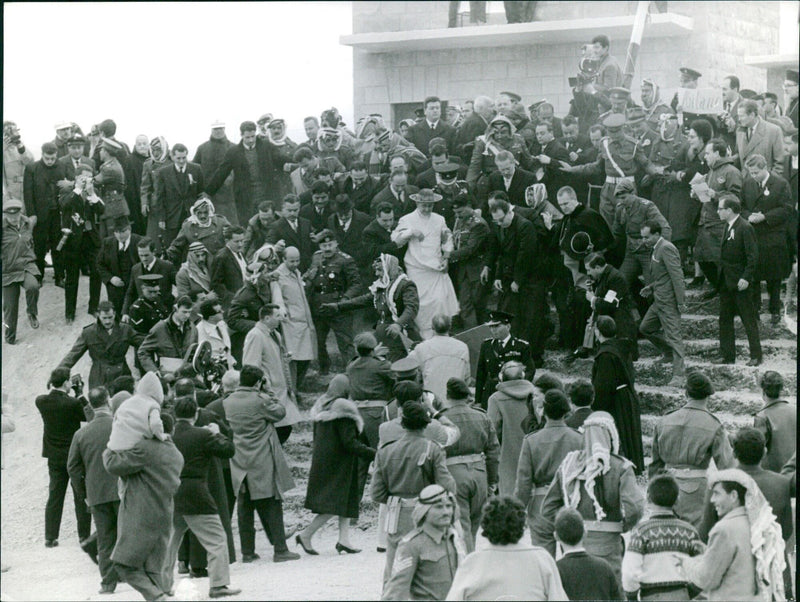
[340,12,693,53]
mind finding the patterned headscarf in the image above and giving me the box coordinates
[708,469,786,602]
[149,136,169,163]
[188,196,215,227]
[557,411,620,520]
[182,242,211,293]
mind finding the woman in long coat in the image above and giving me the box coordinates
[297,375,375,554]
[591,316,644,475]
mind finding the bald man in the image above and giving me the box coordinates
[274,246,317,389]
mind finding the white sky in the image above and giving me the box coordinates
[3,2,354,157]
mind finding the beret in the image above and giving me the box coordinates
[686,370,714,399]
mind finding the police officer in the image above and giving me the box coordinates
[303,229,361,374]
[474,310,534,410]
[648,370,734,530]
[128,274,169,335]
[94,138,127,238]
[370,401,456,591]
[431,161,468,229]
[561,113,657,227]
[382,484,464,601]
[449,192,490,330]
[438,378,499,552]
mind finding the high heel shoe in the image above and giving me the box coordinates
[335,542,361,554]
[295,534,319,555]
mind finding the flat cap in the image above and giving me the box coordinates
[3,198,24,212]
[602,113,627,129]
[679,67,702,80]
[500,91,522,103]
[354,332,378,350]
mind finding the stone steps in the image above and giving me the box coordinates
[638,338,797,361]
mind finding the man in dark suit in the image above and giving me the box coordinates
[67,387,120,594]
[362,202,400,263]
[210,225,247,308]
[369,168,419,217]
[96,217,143,316]
[450,193,491,329]
[327,194,371,275]
[338,161,381,215]
[57,135,96,185]
[455,95,495,163]
[153,143,204,249]
[35,367,92,548]
[162,397,240,599]
[206,121,285,225]
[121,237,175,319]
[716,194,762,365]
[265,195,314,272]
[406,96,457,157]
[24,141,67,286]
[298,181,334,234]
[736,99,785,175]
[531,122,571,202]
[487,151,537,207]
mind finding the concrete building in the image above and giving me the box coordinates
[341,1,791,127]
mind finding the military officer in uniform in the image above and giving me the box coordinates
[303,229,361,374]
[561,113,658,227]
[648,370,734,530]
[625,107,658,160]
[474,311,534,410]
[598,87,632,124]
[438,378,499,552]
[670,67,705,134]
[128,274,169,336]
[58,301,143,389]
[382,484,464,601]
[449,192,490,330]
[431,161,468,229]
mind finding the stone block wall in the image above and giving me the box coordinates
[351,1,781,125]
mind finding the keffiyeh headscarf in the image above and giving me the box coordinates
[355,115,386,141]
[182,242,211,293]
[267,119,288,146]
[317,127,343,151]
[558,411,620,520]
[369,254,408,322]
[188,196,215,227]
[708,469,786,602]
[150,136,169,163]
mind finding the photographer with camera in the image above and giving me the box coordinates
[35,367,93,549]
[3,121,34,202]
[59,164,105,322]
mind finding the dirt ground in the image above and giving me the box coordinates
[0,274,385,601]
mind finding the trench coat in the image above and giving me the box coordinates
[242,321,302,427]
[274,262,317,362]
[223,386,295,500]
[487,379,535,497]
[305,397,375,518]
[103,439,183,568]
[59,321,143,389]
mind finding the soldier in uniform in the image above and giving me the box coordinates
[382,484,464,601]
[597,87,632,124]
[128,274,170,336]
[438,378,499,552]
[370,402,456,590]
[561,113,658,227]
[474,311,534,410]
[449,192,490,330]
[648,370,734,530]
[670,67,704,131]
[303,229,361,374]
[58,301,143,389]
[625,107,658,160]
[94,139,128,238]
[431,161,468,229]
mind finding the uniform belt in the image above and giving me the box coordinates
[356,400,387,409]
[584,520,623,533]
[533,485,550,495]
[605,175,635,184]
[388,495,418,507]
[446,453,485,466]
[665,466,708,478]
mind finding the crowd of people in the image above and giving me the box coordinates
[3,32,799,602]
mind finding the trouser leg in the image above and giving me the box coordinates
[471,0,487,22]
[178,532,189,565]
[735,289,762,360]
[162,513,189,595]
[72,478,92,541]
[48,214,65,282]
[313,315,331,372]
[3,283,21,342]
[377,504,388,548]
[114,563,166,602]
[237,481,256,555]
[639,303,669,355]
[330,313,354,368]
[32,221,49,280]
[87,246,101,314]
[719,287,737,362]
[184,514,230,588]
[584,531,624,583]
[657,301,685,364]
[292,360,310,389]
[91,501,119,587]
[698,261,719,289]
[598,183,616,227]
[106,285,126,317]
[766,279,782,315]
[45,460,70,541]
[64,259,80,318]
[23,272,40,319]
[188,531,208,571]
[448,0,460,27]
[524,281,548,364]
[262,498,288,553]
